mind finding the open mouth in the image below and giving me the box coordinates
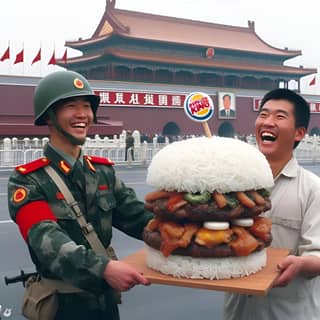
[71,122,86,129]
[261,132,276,142]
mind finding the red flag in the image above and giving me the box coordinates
[31,48,41,65]
[61,48,67,64]
[0,46,10,61]
[14,49,24,64]
[309,76,316,86]
[48,50,56,65]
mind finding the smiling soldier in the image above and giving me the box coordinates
[7,70,153,320]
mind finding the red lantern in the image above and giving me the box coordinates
[206,47,215,58]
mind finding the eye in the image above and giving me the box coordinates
[65,103,76,109]
[258,111,268,118]
[276,113,287,120]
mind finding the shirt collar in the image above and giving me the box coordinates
[274,157,298,181]
[44,143,84,173]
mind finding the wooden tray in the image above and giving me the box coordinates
[122,247,290,296]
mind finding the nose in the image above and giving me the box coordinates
[261,114,275,127]
[75,105,90,117]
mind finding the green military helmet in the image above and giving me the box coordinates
[34,70,100,126]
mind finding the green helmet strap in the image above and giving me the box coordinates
[48,109,86,146]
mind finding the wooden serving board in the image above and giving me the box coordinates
[122,247,290,296]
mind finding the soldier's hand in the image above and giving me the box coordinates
[103,260,150,291]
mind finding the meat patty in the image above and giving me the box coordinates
[145,197,271,222]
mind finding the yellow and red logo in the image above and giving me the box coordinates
[74,78,84,89]
[184,92,214,122]
[13,187,27,203]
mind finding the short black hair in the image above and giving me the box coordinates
[260,88,310,129]
[260,89,310,148]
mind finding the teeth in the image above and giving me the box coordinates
[72,123,86,128]
[261,132,276,141]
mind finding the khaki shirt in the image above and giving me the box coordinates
[224,158,320,320]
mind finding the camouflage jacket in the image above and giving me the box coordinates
[8,143,153,295]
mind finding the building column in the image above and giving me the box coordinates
[130,68,134,81]
[111,64,115,80]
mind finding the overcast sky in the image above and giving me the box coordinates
[0,0,319,94]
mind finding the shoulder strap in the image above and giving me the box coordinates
[44,165,107,256]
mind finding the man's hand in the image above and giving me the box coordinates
[273,255,320,287]
[103,260,150,291]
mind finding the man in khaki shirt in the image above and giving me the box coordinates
[224,89,320,320]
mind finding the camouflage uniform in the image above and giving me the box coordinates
[8,143,153,320]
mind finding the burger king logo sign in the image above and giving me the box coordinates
[184,92,214,122]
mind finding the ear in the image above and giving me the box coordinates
[294,127,306,143]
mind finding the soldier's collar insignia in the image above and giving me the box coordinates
[13,187,27,203]
[84,156,96,172]
[59,160,71,174]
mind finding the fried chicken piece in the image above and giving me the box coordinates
[248,190,266,206]
[179,223,199,247]
[230,226,259,256]
[159,221,185,238]
[145,218,161,231]
[159,221,199,257]
[249,216,272,242]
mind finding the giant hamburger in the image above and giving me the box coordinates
[143,137,274,279]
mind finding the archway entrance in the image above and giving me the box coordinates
[217,122,235,138]
[162,122,180,136]
[310,126,320,136]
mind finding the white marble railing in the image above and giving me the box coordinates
[0,135,319,168]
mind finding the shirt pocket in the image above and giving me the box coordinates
[272,216,301,231]
[271,216,301,253]
[96,189,117,213]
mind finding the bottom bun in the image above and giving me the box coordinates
[145,245,267,280]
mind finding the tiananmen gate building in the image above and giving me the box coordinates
[1,0,320,138]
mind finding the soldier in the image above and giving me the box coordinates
[7,70,153,320]
[125,130,134,161]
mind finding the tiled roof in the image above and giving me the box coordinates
[66,1,300,58]
[63,48,315,76]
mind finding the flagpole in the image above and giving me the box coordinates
[22,42,24,75]
[63,48,68,68]
[8,40,10,75]
[40,41,42,76]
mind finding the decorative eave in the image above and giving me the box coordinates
[99,0,130,34]
[59,48,315,77]
[65,0,301,59]
[66,0,129,50]
[65,34,112,48]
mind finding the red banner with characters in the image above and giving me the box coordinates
[253,98,320,113]
[94,90,186,108]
